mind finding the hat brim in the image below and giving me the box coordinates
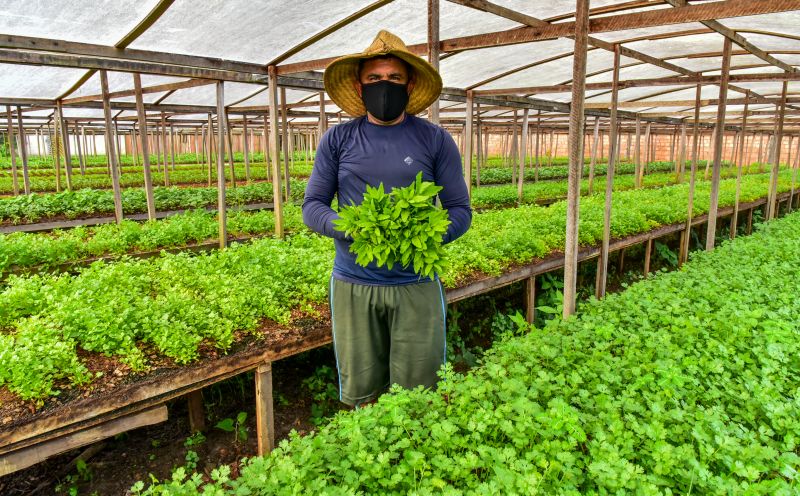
[324,50,442,118]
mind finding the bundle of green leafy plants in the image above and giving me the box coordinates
[333,172,450,280]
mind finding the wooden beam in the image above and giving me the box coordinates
[596,44,620,300]
[768,81,789,220]
[100,70,124,224]
[706,38,732,251]
[268,67,285,239]
[63,78,215,105]
[464,90,474,199]
[428,0,441,123]
[133,73,156,220]
[0,406,167,477]
[563,0,589,319]
[255,361,275,455]
[216,82,228,248]
[731,92,750,239]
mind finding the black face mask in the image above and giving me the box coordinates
[361,80,409,122]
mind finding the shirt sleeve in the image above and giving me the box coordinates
[302,128,350,241]
[434,128,472,244]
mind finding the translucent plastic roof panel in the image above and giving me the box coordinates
[439,38,577,89]
[481,49,621,90]
[67,72,187,101]
[284,0,521,64]
[0,0,161,44]
[664,54,766,74]
[622,32,725,60]
[130,0,375,63]
[493,0,621,21]
[719,12,800,39]
[0,64,90,99]
[161,82,266,107]
[584,64,678,84]
[592,22,706,44]
[230,88,321,108]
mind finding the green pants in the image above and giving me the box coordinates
[329,277,447,406]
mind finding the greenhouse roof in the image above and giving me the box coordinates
[1,0,799,130]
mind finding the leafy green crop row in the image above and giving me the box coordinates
[472,158,693,185]
[0,167,768,272]
[137,208,800,495]
[0,206,305,273]
[0,179,307,224]
[472,163,773,209]
[0,170,794,403]
[0,152,314,170]
[0,162,314,194]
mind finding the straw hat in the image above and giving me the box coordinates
[323,30,443,117]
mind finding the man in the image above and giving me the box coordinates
[302,30,472,407]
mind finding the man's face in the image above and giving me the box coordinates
[355,57,415,98]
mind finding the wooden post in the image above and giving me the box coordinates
[705,38,731,251]
[100,70,123,224]
[427,0,440,124]
[517,108,529,203]
[533,114,541,181]
[74,123,85,176]
[595,44,620,300]
[15,108,31,194]
[791,134,800,212]
[588,116,600,195]
[216,81,228,249]
[5,106,20,196]
[643,238,653,276]
[617,248,626,276]
[731,91,749,239]
[641,122,651,183]
[475,105,482,187]
[169,125,176,171]
[510,111,518,186]
[280,87,291,201]
[677,121,687,183]
[767,81,788,221]
[206,118,214,187]
[255,361,275,455]
[160,113,170,187]
[563,0,588,319]
[56,101,73,191]
[681,84,702,266]
[268,66,285,238]
[242,115,251,182]
[525,276,536,324]
[634,116,641,187]
[133,73,157,221]
[464,90,474,199]
[263,114,271,179]
[187,391,206,433]
[226,112,237,188]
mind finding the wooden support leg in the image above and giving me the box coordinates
[617,248,626,276]
[525,276,536,324]
[255,361,275,456]
[187,390,205,433]
[643,239,652,276]
[678,229,687,267]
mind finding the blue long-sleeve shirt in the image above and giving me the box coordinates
[302,115,472,285]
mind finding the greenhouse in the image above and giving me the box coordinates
[1,0,800,494]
